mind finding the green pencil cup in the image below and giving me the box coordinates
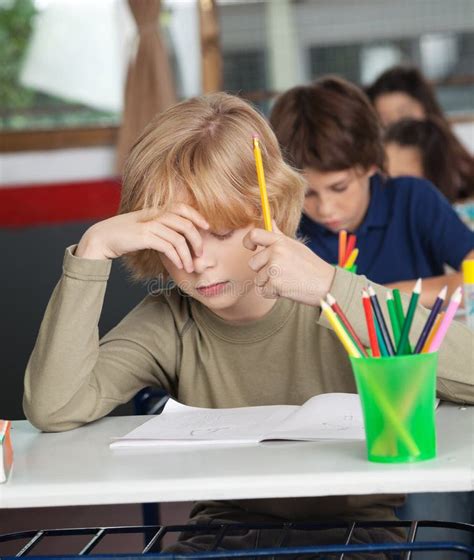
[350,353,437,463]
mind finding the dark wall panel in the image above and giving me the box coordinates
[1,222,146,420]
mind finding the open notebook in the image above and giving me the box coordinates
[110,393,365,449]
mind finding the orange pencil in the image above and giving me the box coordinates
[422,312,444,353]
[338,230,347,267]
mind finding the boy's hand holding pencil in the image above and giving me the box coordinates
[248,134,336,306]
[244,224,336,307]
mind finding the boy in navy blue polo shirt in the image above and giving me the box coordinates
[270,76,474,307]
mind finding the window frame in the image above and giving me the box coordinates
[0,126,118,152]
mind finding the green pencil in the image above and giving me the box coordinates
[393,288,412,353]
[392,289,405,326]
[396,279,422,355]
[386,291,401,352]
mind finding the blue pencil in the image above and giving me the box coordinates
[414,286,447,354]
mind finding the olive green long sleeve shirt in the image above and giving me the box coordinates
[24,246,474,522]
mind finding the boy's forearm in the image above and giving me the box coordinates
[24,246,113,431]
[386,273,463,308]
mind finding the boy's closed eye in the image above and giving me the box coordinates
[305,182,349,198]
[210,230,234,240]
[331,182,349,193]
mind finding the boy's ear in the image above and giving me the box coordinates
[367,164,378,178]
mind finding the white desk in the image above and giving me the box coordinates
[1,403,472,509]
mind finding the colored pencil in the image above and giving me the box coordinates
[422,312,444,353]
[344,248,359,269]
[326,293,368,356]
[374,318,389,357]
[338,230,347,267]
[320,300,362,358]
[392,289,405,326]
[343,234,356,266]
[428,287,463,352]
[386,291,401,351]
[396,279,422,355]
[362,289,381,357]
[252,135,272,232]
[392,288,412,354]
[413,286,447,354]
[368,286,395,356]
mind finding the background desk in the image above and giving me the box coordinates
[1,403,472,509]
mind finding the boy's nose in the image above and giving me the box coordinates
[192,243,217,274]
[317,198,334,218]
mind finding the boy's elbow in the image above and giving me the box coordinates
[23,396,84,432]
[437,379,474,406]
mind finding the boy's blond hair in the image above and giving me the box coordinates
[120,92,305,280]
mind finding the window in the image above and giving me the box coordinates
[0,0,122,133]
[217,0,474,118]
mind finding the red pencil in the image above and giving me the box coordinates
[338,230,347,267]
[362,289,381,358]
[343,234,356,267]
[326,293,368,356]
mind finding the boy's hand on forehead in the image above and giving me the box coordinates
[243,222,335,307]
[75,204,209,273]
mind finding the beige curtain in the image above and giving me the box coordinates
[116,0,176,173]
[199,0,222,93]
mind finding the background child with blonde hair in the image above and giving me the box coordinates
[24,93,473,556]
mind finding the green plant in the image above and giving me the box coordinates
[0,0,37,111]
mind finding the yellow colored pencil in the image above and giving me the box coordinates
[422,312,444,353]
[344,248,359,269]
[321,300,362,358]
[253,135,272,232]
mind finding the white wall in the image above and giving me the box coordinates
[453,122,474,154]
[0,147,116,187]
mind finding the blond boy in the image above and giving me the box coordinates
[24,93,473,556]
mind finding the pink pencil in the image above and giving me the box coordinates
[428,287,462,352]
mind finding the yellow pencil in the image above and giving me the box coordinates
[422,312,444,353]
[253,135,272,232]
[321,300,362,358]
[344,248,359,269]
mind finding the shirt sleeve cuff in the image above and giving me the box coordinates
[317,267,367,340]
[63,245,112,281]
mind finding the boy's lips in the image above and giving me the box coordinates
[196,281,230,297]
[323,220,342,230]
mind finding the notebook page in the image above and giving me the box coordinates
[263,393,365,441]
[111,400,298,448]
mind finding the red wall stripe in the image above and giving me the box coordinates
[0,179,121,227]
